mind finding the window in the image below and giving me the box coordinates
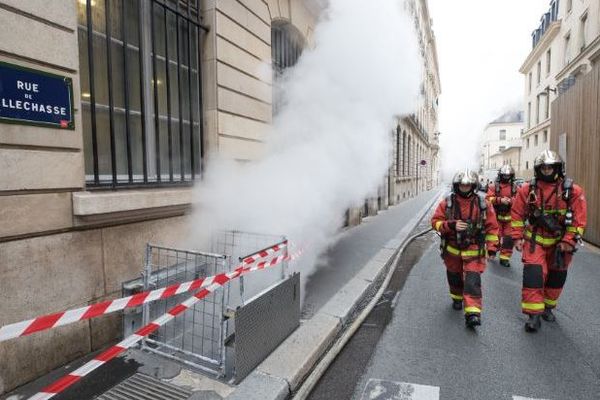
[545,93,550,120]
[272,21,304,115]
[526,161,529,169]
[580,13,588,51]
[499,129,506,140]
[546,49,551,75]
[77,0,204,187]
[408,136,412,176]
[536,96,540,124]
[535,134,539,146]
[543,130,548,143]
[537,61,541,85]
[499,146,506,152]
[527,102,531,128]
[395,127,401,176]
[567,0,573,13]
[564,33,571,65]
[528,72,532,94]
[527,138,530,149]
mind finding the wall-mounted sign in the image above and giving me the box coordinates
[0,61,74,129]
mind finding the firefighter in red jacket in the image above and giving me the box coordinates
[432,169,499,328]
[511,150,587,332]
[486,165,518,267]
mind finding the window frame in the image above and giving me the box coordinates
[77,0,205,189]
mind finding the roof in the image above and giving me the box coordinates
[490,110,524,124]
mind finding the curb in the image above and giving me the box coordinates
[227,189,444,400]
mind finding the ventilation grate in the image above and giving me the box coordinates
[96,373,191,400]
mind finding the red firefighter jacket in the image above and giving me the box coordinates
[510,178,587,248]
[486,181,517,223]
[431,193,499,258]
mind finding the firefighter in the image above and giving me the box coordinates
[479,178,489,193]
[486,165,518,267]
[511,150,587,332]
[432,169,499,328]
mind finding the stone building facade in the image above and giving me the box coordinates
[389,0,441,207]
[519,0,600,179]
[0,0,319,393]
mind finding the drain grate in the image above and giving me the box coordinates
[96,373,191,400]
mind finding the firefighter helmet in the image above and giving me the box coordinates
[498,164,515,183]
[452,169,479,197]
[534,150,564,182]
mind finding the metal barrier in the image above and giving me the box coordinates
[212,230,288,308]
[141,244,229,376]
[122,230,288,378]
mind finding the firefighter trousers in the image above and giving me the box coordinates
[521,240,573,315]
[443,254,485,316]
[498,220,513,261]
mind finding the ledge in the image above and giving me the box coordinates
[72,188,193,217]
[556,35,600,80]
[520,20,561,73]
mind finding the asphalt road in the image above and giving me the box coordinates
[346,241,600,400]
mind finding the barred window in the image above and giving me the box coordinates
[402,131,407,176]
[77,0,204,187]
[271,21,305,115]
[395,126,401,176]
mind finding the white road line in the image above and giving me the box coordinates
[513,396,551,400]
[361,379,439,400]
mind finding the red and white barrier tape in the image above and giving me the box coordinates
[0,242,288,343]
[28,250,303,400]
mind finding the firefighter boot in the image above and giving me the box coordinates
[525,314,542,332]
[542,308,556,322]
[452,299,462,310]
[499,259,511,268]
[465,314,481,328]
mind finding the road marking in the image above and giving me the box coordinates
[361,379,439,400]
[513,396,550,400]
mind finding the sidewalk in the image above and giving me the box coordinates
[303,189,443,318]
[1,189,442,400]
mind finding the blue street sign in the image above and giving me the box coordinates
[0,61,74,129]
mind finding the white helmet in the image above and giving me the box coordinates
[534,150,564,182]
[498,165,515,182]
[452,168,479,197]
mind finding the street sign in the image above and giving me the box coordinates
[0,61,74,129]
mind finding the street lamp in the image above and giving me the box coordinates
[538,86,557,96]
[416,159,426,195]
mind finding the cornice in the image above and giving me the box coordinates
[556,35,600,80]
[519,21,561,74]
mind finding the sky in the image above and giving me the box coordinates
[428,0,551,179]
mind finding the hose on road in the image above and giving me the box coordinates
[293,226,434,399]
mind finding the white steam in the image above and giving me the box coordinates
[191,0,421,283]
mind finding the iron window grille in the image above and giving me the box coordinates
[77,0,206,188]
[271,21,305,116]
